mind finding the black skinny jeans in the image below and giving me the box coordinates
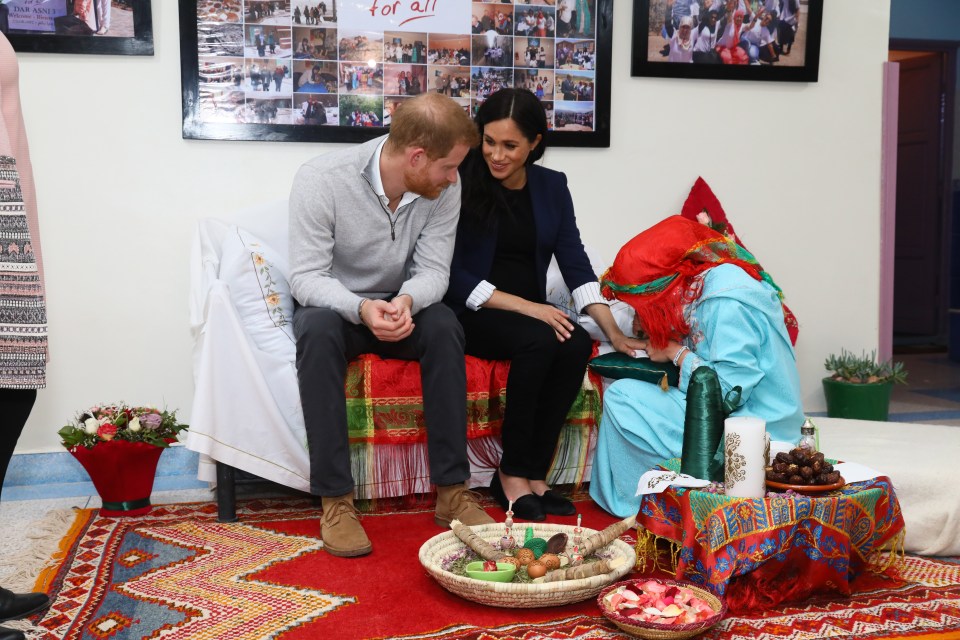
[457,307,592,481]
[293,304,470,497]
[0,388,37,501]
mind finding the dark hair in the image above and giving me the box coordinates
[459,88,548,231]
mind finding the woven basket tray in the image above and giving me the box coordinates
[419,522,636,608]
[597,578,726,640]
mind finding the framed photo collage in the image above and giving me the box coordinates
[180,0,612,145]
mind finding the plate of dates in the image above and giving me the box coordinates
[765,447,845,494]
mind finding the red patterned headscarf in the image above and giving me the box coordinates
[600,216,796,349]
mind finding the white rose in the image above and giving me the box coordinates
[128,417,142,432]
[84,417,99,434]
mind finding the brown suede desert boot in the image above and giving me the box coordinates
[320,494,372,557]
[434,483,495,527]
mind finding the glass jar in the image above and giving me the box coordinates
[798,419,817,453]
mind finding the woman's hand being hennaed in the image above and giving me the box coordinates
[525,302,575,342]
[609,332,647,358]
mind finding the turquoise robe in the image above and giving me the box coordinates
[589,264,804,517]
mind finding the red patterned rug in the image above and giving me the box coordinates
[16,497,960,639]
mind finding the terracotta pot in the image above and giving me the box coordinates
[70,440,166,517]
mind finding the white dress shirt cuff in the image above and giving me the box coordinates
[571,281,605,313]
[466,280,497,311]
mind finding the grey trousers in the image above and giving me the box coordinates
[293,304,470,496]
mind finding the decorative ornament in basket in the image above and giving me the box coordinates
[418,517,637,608]
[597,578,726,640]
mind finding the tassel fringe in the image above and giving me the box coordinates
[0,507,83,593]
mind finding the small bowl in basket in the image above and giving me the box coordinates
[597,578,726,640]
[465,561,517,582]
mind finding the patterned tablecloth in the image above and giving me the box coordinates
[636,460,906,612]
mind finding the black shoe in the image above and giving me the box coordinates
[538,489,576,516]
[0,626,25,640]
[0,588,49,622]
[489,472,546,521]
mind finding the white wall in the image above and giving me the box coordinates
[14,0,891,452]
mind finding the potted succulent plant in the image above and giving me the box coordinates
[822,350,908,421]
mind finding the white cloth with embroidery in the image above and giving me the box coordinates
[635,469,712,496]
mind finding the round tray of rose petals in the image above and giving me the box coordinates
[597,578,726,640]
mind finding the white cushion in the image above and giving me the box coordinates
[219,225,296,363]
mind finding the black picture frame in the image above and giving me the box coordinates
[631,0,822,82]
[179,0,613,146]
[2,1,154,56]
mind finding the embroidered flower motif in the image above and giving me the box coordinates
[252,251,289,328]
[725,432,746,488]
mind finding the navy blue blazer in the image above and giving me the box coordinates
[444,164,597,315]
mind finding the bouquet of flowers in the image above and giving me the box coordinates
[59,403,189,450]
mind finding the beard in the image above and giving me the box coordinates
[404,164,448,200]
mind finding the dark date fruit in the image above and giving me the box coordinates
[765,446,842,487]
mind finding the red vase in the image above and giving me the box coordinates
[70,440,166,517]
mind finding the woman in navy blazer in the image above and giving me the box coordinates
[445,89,642,520]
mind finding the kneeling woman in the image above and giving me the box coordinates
[445,88,642,521]
[589,216,804,517]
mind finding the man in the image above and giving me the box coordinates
[289,93,492,558]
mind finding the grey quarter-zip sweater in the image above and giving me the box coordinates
[289,135,461,324]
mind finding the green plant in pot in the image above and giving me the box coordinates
[822,350,907,421]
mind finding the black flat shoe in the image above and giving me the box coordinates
[538,489,576,516]
[0,625,25,640]
[489,472,546,521]
[0,588,49,622]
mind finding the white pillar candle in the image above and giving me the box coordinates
[724,416,767,498]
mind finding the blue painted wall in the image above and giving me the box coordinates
[890,0,960,41]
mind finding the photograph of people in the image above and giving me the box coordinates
[515,68,554,101]
[471,67,512,101]
[472,33,513,67]
[515,36,555,68]
[198,56,244,86]
[384,32,428,63]
[555,70,593,101]
[445,88,643,520]
[197,0,243,23]
[198,23,244,57]
[244,25,291,58]
[293,60,338,92]
[337,94,383,126]
[589,215,803,518]
[292,1,335,25]
[294,94,336,125]
[428,34,471,66]
[647,0,808,66]
[555,38,594,69]
[428,66,470,97]
[553,101,593,130]
[339,62,384,95]
[471,4,514,35]
[60,0,134,36]
[241,97,293,124]
[384,64,427,97]
[514,7,556,38]
[247,0,292,24]
[292,27,336,59]
[338,30,383,63]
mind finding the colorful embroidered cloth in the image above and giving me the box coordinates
[636,459,905,612]
[342,353,603,492]
[344,353,602,444]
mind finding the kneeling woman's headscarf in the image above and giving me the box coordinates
[600,215,796,349]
